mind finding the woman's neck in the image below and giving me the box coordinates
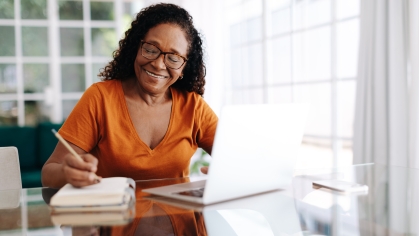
[123,78,172,107]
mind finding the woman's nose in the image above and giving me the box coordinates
[150,53,167,69]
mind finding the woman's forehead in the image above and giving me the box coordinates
[143,23,189,55]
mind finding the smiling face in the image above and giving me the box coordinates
[134,23,189,96]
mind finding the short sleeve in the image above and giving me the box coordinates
[195,98,218,153]
[58,84,102,152]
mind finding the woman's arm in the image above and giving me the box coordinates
[42,141,100,188]
[42,84,103,188]
[199,147,212,174]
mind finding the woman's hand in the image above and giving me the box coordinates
[200,166,209,175]
[43,140,101,188]
[62,153,101,187]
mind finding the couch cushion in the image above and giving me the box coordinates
[21,170,42,188]
[36,122,62,167]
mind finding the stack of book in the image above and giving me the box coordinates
[49,177,136,226]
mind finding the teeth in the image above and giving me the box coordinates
[146,70,165,79]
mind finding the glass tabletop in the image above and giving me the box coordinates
[1,164,418,235]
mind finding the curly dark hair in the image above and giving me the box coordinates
[99,3,206,95]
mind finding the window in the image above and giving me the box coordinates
[0,0,143,126]
[225,0,360,167]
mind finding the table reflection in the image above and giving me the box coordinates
[41,177,208,236]
[292,163,414,235]
[3,164,419,235]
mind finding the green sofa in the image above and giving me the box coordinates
[0,122,62,188]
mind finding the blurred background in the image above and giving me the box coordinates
[0,0,360,177]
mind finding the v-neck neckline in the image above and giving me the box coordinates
[118,80,175,153]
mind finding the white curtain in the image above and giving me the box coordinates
[409,0,419,234]
[353,0,413,167]
[354,0,419,233]
[408,0,419,169]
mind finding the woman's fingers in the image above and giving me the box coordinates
[80,153,99,172]
[64,153,97,172]
[200,166,209,174]
[63,165,100,187]
[62,153,101,187]
[69,178,100,188]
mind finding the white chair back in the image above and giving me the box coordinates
[0,147,22,190]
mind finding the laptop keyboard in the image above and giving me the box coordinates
[174,187,205,198]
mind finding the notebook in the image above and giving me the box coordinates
[143,103,309,205]
[49,177,135,212]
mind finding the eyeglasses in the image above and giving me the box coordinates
[140,41,188,70]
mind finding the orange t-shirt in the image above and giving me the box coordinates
[59,80,218,180]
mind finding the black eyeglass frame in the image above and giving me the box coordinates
[140,40,188,70]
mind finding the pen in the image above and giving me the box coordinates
[51,129,101,183]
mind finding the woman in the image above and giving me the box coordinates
[42,3,218,188]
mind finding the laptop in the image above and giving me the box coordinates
[143,103,309,205]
